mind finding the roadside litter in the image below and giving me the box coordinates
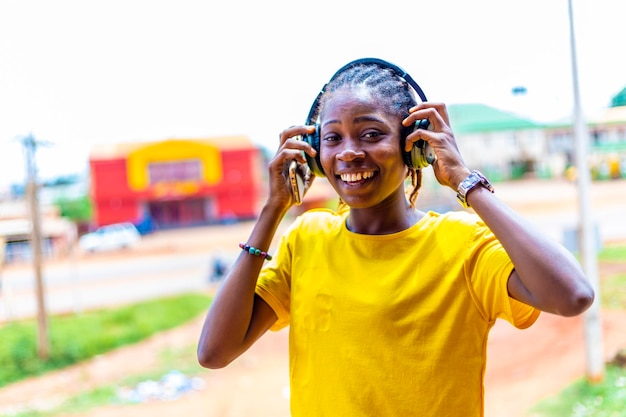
[116,370,205,403]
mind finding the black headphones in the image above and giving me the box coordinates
[302,58,436,178]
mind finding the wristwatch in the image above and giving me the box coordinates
[456,170,494,208]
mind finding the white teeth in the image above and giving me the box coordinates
[340,171,374,182]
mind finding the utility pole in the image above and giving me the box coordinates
[21,133,49,359]
[0,237,5,318]
[567,0,604,382]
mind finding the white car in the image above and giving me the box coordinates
[79,222,141,252]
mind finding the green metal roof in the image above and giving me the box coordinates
[447,103,544,134]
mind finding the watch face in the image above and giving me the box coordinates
[461,173,479,194]
[456,171,494,208]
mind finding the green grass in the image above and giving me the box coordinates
[528,365,626,417]
[600,274,626,310]
[0,344,205,417]
[8,386,120,417]
[597,244,626,310]
[0,293,211,388]
[0,343,205,417]
[599,245,626,262]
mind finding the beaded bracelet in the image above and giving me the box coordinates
[239,242,273,261]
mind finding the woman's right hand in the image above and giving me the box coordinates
[267,125,318,210]
[197,125,317,370]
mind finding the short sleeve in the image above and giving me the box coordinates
[255,222,297,331]
[465,221,540,329]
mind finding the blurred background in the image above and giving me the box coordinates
[1,1,626,416]
[1,0,625,261]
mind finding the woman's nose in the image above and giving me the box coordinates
[336,143,365,161]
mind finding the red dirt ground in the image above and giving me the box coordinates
[2,178,626,417]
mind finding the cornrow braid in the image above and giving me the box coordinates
[317,62,423,208]
[319,64,416,119]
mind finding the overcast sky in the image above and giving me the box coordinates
[1,0,625,188]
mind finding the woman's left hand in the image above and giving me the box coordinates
[402,102,471,190]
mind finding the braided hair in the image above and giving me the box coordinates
[315,62,423,208]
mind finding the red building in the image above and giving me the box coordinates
[88,136,266,231]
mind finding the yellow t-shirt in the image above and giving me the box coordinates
[256,209,539,417]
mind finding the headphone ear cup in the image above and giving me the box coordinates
[403,119,436,169]
[303,124,325,177]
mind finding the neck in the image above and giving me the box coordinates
[346,202,422,235]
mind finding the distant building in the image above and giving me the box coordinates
[448,103,626,181]
[545,105,626,180]
[87,136,266,231]
[0,200,76,263]
[448,104,548,181]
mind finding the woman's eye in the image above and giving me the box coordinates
[323,134,340,142]
[362,131,381,140]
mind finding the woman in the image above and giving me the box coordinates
[197,58,594,416]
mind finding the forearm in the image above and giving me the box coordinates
[197,203,286,367]
[466,186,594,316]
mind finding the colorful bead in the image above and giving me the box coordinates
[239,242,272,261]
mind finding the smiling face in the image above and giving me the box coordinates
[319,87,409,209]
